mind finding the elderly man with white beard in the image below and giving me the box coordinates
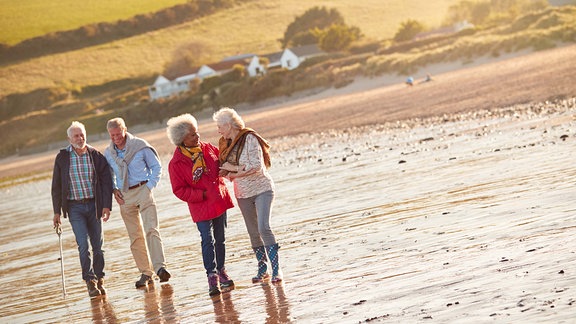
[51,121,113,298]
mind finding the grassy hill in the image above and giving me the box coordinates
[0,0,458,97]
[0,1,575,160]
[0,0,190,45]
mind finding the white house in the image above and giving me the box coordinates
[147,65,217,101]
[246,56,266,77]
[196,65,217,78]
[148,76,174,101]
[280,49,300,70]
[264,44,324,71]
[264,48,302,70]
[288,44,324,68]
[148,45,324,101]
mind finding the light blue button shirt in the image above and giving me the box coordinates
[105,146,161,191]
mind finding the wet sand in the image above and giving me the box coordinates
[1,46,576,323]
[1,100,575,323]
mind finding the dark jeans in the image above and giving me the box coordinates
[196,212,227,276]
[68,200,105,281]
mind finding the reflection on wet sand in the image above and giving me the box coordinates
[143,284,178,322]
[211,291,240,324]
[90,296,118,323]
[1,100,576,322]
[210,283,291,323]
[262,283,291,324]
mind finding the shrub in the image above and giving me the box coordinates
[221,65,247,83]
[280,6,345,48]
[394,19,425,42]
[200,75,224,93]
[217,81,251,105]
[318,24,362,52]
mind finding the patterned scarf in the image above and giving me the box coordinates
[179,145,205,183]
[218,128,271,168]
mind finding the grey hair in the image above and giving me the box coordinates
[166,113,198,146]
[67,121,86,138]
[212,107,245,130]
[107,117,127,130]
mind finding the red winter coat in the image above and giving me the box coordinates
[168,142,234,223]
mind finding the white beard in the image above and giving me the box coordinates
[71,142,86,150]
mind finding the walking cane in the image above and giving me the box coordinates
[55,225,67,299]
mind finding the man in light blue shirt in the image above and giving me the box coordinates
[105,117,171,288]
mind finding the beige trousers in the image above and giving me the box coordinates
[119,185,166,277]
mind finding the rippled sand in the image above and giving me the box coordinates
[1,98,575,323]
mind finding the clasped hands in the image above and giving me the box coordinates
[219,162,244,179]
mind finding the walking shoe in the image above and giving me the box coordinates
[97,277,107,295]
[135,274,153,288]
[157,267,171,283]
[208,274,221,296]
[218,268,235,289]
[86,279,102,298]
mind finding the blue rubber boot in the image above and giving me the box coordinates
[265,243,282,283]
[252,246,269,283]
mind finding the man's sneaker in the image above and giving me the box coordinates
[218,268,235,289]
[135,274,153,288]
[86,279,102,298]
[157,267,171,283]
[208,274,221,296]
[97,277,107,295]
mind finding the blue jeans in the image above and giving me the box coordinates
[196,212,227,276]
[68,200,105,281]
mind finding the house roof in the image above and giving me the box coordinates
[262,50,285,63]
[221,53,256,61]
[164,66,200,81]
[153,76,171,85]
[206,57,250,73]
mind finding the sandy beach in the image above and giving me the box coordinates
[0,45,575,323]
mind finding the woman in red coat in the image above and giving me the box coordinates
[166,113,234,296]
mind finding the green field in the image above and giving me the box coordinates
[0,0,190,45]
[0,0,458,97]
